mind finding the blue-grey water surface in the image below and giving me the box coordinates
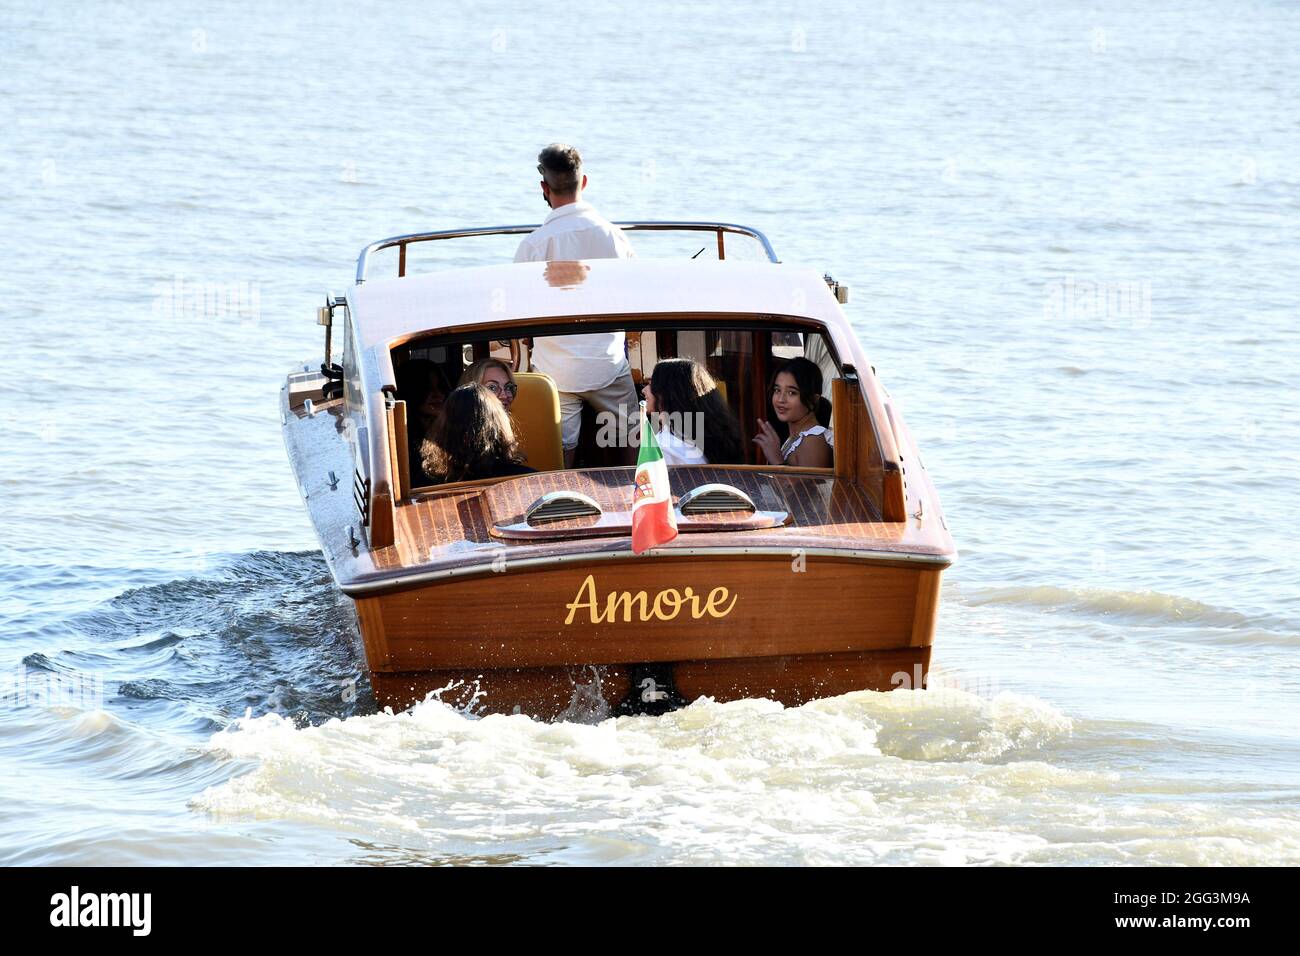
[1,0,1297,864]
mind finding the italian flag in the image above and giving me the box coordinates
[631,402,678,554]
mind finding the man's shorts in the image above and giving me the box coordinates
[558,370,639,451]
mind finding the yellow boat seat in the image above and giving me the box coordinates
[512,371,564,472]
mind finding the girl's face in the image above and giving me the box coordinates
[770,371,810,423]
[419,382,445,429]
[481,366,516,409]
[643,377,659,414]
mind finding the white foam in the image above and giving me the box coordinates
[187,688,1300,865]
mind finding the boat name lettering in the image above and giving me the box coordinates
[563,574,737,625]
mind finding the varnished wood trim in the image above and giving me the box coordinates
[910,569,941,647]
[386,401,403,503]
[883,465,907,523]
[392,400,410,502]
[354,597,392,670]
[368,490,395,549]
[347,546,951,596]
[409,462,837,496]
[832,377,857,482]
[832,375,891,518]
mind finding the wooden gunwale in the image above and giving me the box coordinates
[349,545,953,598]
[405,462,836,496]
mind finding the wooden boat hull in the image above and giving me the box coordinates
[356,553,942,717]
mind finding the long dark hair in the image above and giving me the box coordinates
[769,357,831,427]
[647,358,744,465]
[421,384,523,483]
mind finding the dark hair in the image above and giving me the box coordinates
[397,358,453,480]
[770,357,831,426]
[396,359,443,402]
[421,384,523,483]
[537,143,582,195]
[647,358,744,464]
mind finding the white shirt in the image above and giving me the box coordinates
[656,427,707,467]
[516,201,635,393]
[514,200,635,263]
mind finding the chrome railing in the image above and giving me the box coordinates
[355,221,779,283]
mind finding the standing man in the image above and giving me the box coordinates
[515,143,638,467]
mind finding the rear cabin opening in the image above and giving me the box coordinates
[393,320,835,473]
[377,318,903,527]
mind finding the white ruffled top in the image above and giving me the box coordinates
[781,425,833,462]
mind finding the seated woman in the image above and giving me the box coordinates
[419,384,537,484]
[396,358,452,483]
[642,358,743,466]
[459,357,518,411]
[753,357,833,467]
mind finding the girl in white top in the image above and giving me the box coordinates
[642,359,744,467]
[753,357,833,468]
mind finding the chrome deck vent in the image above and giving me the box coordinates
[677,483,756,515]
[525,491,603,524]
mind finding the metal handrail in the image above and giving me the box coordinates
[355,220,779,283]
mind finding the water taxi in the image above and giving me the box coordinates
[281,223,956,718]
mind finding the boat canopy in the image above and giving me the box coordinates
[347,258,850,351]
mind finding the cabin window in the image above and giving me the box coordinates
[341,307,372,481]
[391,320,842,485]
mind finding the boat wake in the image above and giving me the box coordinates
[29,550,371,731]
[960,583,1299,644]
[191,688,1299,865]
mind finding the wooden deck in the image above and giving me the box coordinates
[372,466,950,584]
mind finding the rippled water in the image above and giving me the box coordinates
[2,0,1298,865]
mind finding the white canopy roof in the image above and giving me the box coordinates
[348,258,851,350]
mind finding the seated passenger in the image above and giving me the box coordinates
[754,357,833,467]
[420,384,537,484]
[396,359,452,484]
[642,358,743,466]
[459,358,518,411]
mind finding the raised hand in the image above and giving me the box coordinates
[753,419,784,464]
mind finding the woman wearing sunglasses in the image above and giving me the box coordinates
[459,357,518,411]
